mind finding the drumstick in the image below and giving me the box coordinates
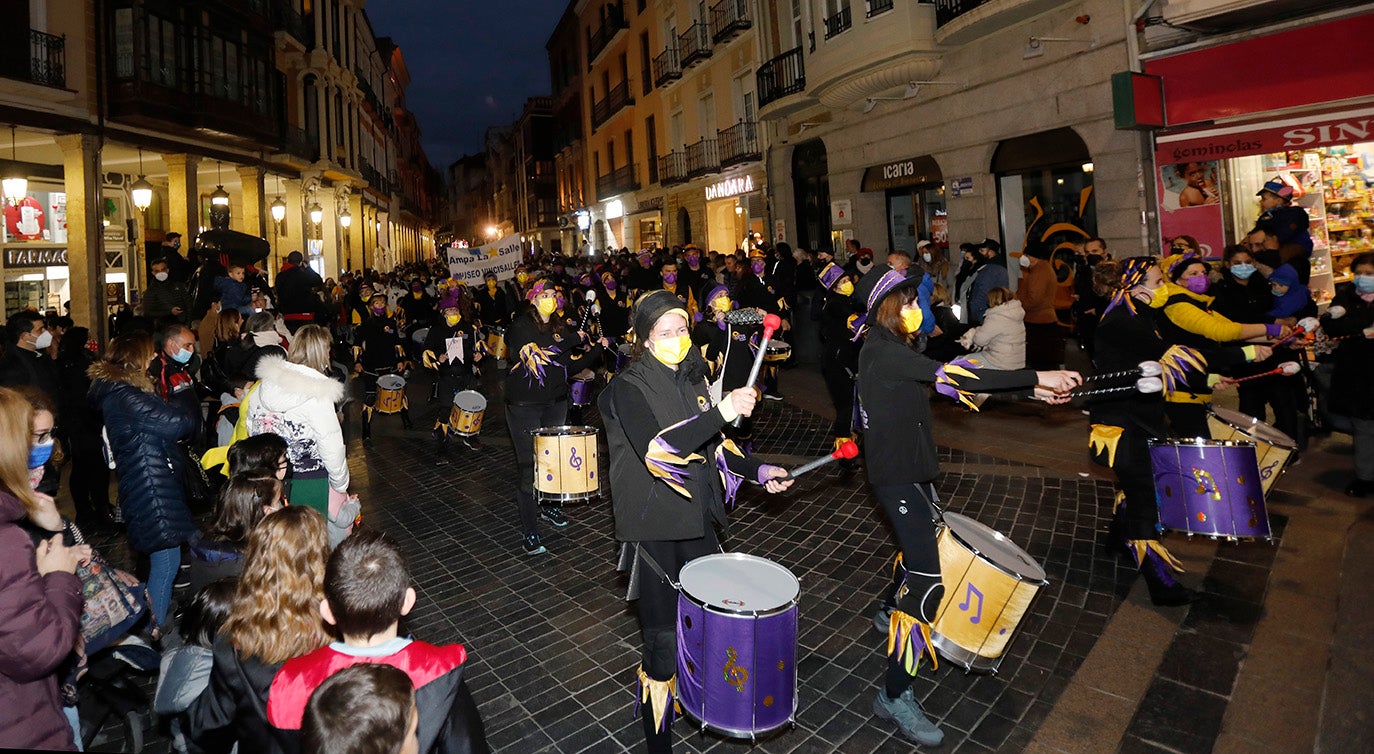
[577,290,597,334]
[1228,361,1302,384]
[1068,376,1164,398]
[1084,360,1162,383]
[733,313,783,427]
[1270,316,1320,348]
[780,440,860,480]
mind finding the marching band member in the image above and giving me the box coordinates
[504,281,605,556]
[816,262,861,461]
[853,267,1079,747]
[600,290,792,754]
[693,285,761,450]
[354,293,410,441]
[423,300,483,452]
[473,270,511,328]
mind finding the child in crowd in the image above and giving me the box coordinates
[267,529,489,753]
[156,579,238,754]
[216,377,250,447]
[301,664,419,754]
[227,432,290,480]
[188,474,285,594]
[215,264,254,316]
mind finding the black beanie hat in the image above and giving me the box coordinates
[632,290,688,341]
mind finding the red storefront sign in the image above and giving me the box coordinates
[1155,107,1374,164]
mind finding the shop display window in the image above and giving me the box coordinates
[2,189,68,245]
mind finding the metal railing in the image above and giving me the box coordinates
[678,22,712,68]
[868,0,895,17]
[824,6,853,39]
[658,151,688,185]
[272,4,313,46]
[709,0,752,44]
[653,46,682,87]
[587,6,629,67]
[2,29,67,89]
[935,0,986,27]
[685,138,720,178]
[595,163,639,198]
[281,127,318,161]
[718,121,760,167]
[757,46,805,108]
[590,80,633,129]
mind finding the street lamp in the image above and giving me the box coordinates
[485,225,498,239]
[339,208,352,228]
[2,126,27,203]
[130,148,153,212]
[270,196,287,223]
[308,202,324,225]
[210,161,229,206]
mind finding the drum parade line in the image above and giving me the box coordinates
[532,425,600,503]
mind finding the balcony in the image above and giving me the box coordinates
[596,163,639,199]
[710,0,752,45]
[653,46,682,88]
[0,30,66,90]
[807,1,942,109]
[685,138,720,178]
[587,7,629,68]
[823,6,853,39]
[868,0,895,16]
[272,4,313,47]
[281,126,319,163]
[756,46,806,111]
[934,0,1064,45]
[659,151,688,185]
[678,23,712,69]
[590,80,633,130]
[718,121,760,167]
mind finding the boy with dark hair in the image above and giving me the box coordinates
[267,529,489,754]
[302,664,419,754]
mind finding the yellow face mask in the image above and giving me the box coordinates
[517,272,529,284]
[445,314,461,326]
[835,280,855,297]
[535,297,557,317]
[1146,284,1170,309]
[711,296,732,313]
[486,280,498,291]
[649,334,692,366]
[900,308,924,334]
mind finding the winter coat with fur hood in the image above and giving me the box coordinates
[967,299,1026,371]
[245,356,348,493]
[89,360,199,553]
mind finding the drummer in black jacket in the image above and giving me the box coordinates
[354,294,409,440]
[599,290,792,754]
[423,301,482,452]
[816,263,861,455]
[504,281,605,556]
[853,267,1079,748]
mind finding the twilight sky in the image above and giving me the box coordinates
[367,0,569,171]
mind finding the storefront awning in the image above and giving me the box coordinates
[1154,104,1374,165]
[861,155,942,192]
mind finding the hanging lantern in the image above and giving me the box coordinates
[210,185,230,206]
[339,208,352,228]
[270,196,287,222]
[308,202,323,225]
[131,176,154,211]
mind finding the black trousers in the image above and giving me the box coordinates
[1091,423,1159,541]
[820,358,855,439]
[1239,374,1308,451]
[65,428,111,526]
[1165,401,1209,438]
[505,400,567,535]
[872,482,943,618]
[1024,321,1065,370]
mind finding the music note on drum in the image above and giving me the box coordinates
[569,446,583,471]
[959,583,984,625]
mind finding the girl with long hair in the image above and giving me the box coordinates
[188,505,330,753]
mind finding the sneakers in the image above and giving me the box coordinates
[873,688,944,747]
[523,533,546,556]
[540,507,568,527]
[872,604,893,635]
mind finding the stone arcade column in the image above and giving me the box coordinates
[163,153,200,245]
[235,166,266,240]
[57,134,106,343]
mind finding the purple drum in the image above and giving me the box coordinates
[569,377,594,407]
[677,553,799,740]
[1150,439,1271,540]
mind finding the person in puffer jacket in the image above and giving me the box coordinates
[89,334,199,627]
[960,287,1026,371]
[245,326,353,534]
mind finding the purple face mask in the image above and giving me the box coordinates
[750,260,765,275]
[603,278,617,291]
[686,254,700,267]
[663,272,678,284]
[1183,275,1210,295]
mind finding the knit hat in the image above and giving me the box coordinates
[818,262,845,290]
[979,238,1001,254]
[702,284,731,308]
[1257,177,1294,202]
[633,290,690,340]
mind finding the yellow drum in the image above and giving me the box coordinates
[448,390,486,437]
[485,327,508,360]
[764,341,792,363]
[1207,406,1297,496]
[930,512,1048,673]
[374,374,407,414]
[532,426,599,503]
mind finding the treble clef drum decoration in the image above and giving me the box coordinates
[531,425,600,503]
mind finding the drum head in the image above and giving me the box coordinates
[411,328,430,344]
[679,553,799,613]
[1245,419,1298,449]
[531,425,598,438]
[377,374,405,390]
[453,390,486,411]
[943,512,1046,582]
[1209,406,1255,431]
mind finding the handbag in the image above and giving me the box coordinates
[67,522,150,654]
[178,442,213,509]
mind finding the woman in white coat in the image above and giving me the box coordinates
[245,325,349,524]
[960,286,1026,371]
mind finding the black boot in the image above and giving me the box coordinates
[1136,544,1199,607]
[401,410,414,430]
[361,416,372,444]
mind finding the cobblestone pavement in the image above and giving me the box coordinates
[79,367,1312,753]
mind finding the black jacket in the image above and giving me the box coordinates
[733,273,780,314]
[274,264,324,317]
[187,636,294,754]
[88,362,198,553]
[471,286,510,327]
[693,319,757,392]
[0,347,61,406]
[600,353,763,542]
[1209,273,1272,325]
[818,293,860,370]
[422,321,480,378]
[1322,283,1374,420]
[858,326,1036,485]
[597,289,632,340]
[503,311,599,405]
[356,315,407,371]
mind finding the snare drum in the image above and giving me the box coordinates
[411,327,430,345]
[374,374,407,414]
[615,343,634,373]
[569,377,594,408]
[763,341,792,363]
[1207,406,1297,496]
[484,327,508,360]
[677,553,799,740]
[532,426,599,502]
[448,390,486,436]
[1150,439,1270,540]
[930,512,1048,673]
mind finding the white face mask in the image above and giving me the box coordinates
[154,271,169,282]
[921,252,932,263]
[1019,255,1032,268]
[32,330,53,350]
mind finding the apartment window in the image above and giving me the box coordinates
[640,32,652,95]
[624,128,635,176]
[608,139,616,170]
[790,0,804,49]
[646,116,658,183]
[670,110,685,149]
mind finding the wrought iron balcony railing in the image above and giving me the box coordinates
[709,0,752,44]
[595,163,639,198]
[867,0,895,17]
[590,80,633,130]
[824,6,853,39]
[0,29,66,89]
[756,46,805,108]
[653,46,682,87]
[718,121,760,167]
[685,138,720,178]
[658,151,688,185]
[587,6,629,67]
[678,22,712,68]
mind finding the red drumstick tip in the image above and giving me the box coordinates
[763,313,782,331]
[835,440,860,459]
